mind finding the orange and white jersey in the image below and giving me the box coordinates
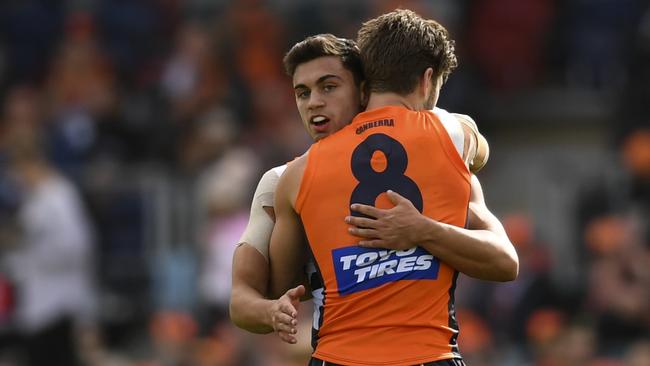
[296,106,471,365]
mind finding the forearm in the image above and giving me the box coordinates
[418,218,518,281]
[230,244,275,333]
[268,213,308,298]
[229,285,274,333]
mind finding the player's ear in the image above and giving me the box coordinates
[359,80,369,110]
[420,67,434,97]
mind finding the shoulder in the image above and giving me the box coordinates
[281,153,308,184]
[451,113,490,173]
[253,164,287,208]
[262,164,288,181]
[276,153,310,209]
[451,113,479,135]
[258,164,286,190]
[432,107,464,156]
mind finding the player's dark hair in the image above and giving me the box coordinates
[283,34,364,86]
[357,9,457,95]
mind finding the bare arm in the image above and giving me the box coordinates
[229,169,306,341]
[347,175,519,282]
[266,159,310,344]
[231,241,306,343]
[266,173,310,345]
[424,175,518,281]
[230,243,274,333]
[269,157,309,298]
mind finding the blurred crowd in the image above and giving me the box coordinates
[0,0,648,365]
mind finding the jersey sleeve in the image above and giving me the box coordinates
[237,166,285,261]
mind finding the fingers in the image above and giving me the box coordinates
[276,320,298,344]
[358,239,385,248]
[351,191,411,217]
[277,329,298,344]
[287,285,306,300]
[350,203,385,218]
[278,332,298,344]
[278,299,297,318]
[272,300,299,344]
[348,226,378,238]
[344,215,378,229]
[273,312,297,333]
[386,190,409,206]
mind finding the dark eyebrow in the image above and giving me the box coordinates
[294,74,343,91]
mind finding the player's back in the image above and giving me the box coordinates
[296,106,471,365]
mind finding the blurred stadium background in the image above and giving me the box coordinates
[0,0,648,365]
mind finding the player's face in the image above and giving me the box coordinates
[293,56,362,141]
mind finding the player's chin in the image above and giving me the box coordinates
[312,131,329,141]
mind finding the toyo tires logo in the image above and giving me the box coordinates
[332,246,440,296]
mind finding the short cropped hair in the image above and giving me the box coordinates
[357,9,457,95]
[283,34,364,85]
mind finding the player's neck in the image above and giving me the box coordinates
[366,91,424,112]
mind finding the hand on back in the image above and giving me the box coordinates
[346,190,431,250]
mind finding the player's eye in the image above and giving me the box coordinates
[296,90,310,99]
[323,84,337,93]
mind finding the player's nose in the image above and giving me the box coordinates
[308,92,325,109]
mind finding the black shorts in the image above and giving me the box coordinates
[308,357,467,366]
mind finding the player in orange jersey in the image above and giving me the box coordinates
[230,35,495,347]
[230,34,493,346]
[269,10,518,366]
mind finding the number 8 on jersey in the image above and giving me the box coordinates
[349,133,423,216]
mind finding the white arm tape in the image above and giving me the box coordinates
[453,113,489,172]
[237,166,285,261]
[433,107,464,158]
